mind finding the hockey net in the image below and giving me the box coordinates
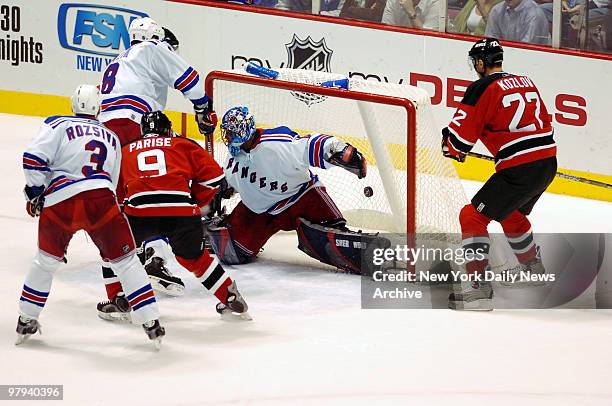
[204,69,467,237]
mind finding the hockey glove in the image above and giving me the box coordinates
[24,185,45,217]
[328,144,367,179]
[441,127,466,163]
[194,102,218,135]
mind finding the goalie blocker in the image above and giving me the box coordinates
[207,218,390,275]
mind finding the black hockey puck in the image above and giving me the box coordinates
[364,186,373,197]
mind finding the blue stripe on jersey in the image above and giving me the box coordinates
[101,104,147,115]
[262,126,298,137]
[181,73,200,93]
[23,164,50,172]
[259,139,292,143]
[44,115,98,129]
[190,95,209,107]
[100,95,152,111]
[174,67,194,89]
[23,152,47,165]
[47,173,112,194]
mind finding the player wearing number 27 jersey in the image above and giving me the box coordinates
[442,38,557,311]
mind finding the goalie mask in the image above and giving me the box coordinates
[220,106,257,157]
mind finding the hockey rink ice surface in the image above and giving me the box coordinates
[1,113,612,406]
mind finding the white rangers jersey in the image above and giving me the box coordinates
[224,127,346,215]
[98,40,207,124]
[23,115,121,207]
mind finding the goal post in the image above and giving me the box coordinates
[204,68,465,238]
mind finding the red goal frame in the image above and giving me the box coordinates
[205,70,417,236]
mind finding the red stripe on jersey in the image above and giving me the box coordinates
[101,98,149,112]
[176,70,198,91]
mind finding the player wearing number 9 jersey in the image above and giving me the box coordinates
[17,85,165,347]
[442,38,558,311]
[98,112,250,321]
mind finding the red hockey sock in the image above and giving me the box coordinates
[501,211,537,264]
[101,266,123,299]
[177,253,233,303]
[459,204,492,276]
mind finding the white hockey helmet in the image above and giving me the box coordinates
[128,17,164,44]
[71,84,100,116]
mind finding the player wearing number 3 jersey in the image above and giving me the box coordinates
[17,85,165,347]
[442,38,557,311]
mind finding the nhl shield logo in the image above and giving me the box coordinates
[285,35,333,106]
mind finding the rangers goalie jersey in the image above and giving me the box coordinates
[223,127,347,215]
[98,40,207,124]
[22,115,121,207]
[446,71,556,171]
[118,135,224,217]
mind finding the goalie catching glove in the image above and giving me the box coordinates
[327,143,367,179]
[24,185,45,217]
[194,100,218,135]
[441,127,466,163]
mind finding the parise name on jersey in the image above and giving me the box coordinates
[128,137,172,152]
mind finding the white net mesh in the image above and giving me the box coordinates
[207,68,467,236]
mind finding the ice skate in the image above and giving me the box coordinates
[15,316,41,345]
[145,250,185,297]
[449,280,494,311]
[216,281,252,321]
[97,292,131,322]
[500,256,547,287]
[143,319,165,350]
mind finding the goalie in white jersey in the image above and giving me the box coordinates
[16,85,164,348]
[207,107,388,274]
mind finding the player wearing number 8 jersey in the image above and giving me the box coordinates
[17,85,164,347]
[98,17,217,146]
[442,38,557,310]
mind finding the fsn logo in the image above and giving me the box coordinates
[58,3,148,57]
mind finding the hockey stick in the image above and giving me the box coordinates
[466,151,612,189]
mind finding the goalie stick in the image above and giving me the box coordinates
[467,151,612,190]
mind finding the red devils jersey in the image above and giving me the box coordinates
[118,136,224,217]
[447,72,556,171]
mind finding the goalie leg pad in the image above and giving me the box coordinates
[296,218,391,275]
[207,225,253,265]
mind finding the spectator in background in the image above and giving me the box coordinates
[276,0,343,13]
[485,0,551,44]
[450,0,503,34]
[340,0,387,22]
[382,0,440,29]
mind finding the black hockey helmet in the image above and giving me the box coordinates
[140,111,173,137]
[162,27,179,51]
[468,37,503,68]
